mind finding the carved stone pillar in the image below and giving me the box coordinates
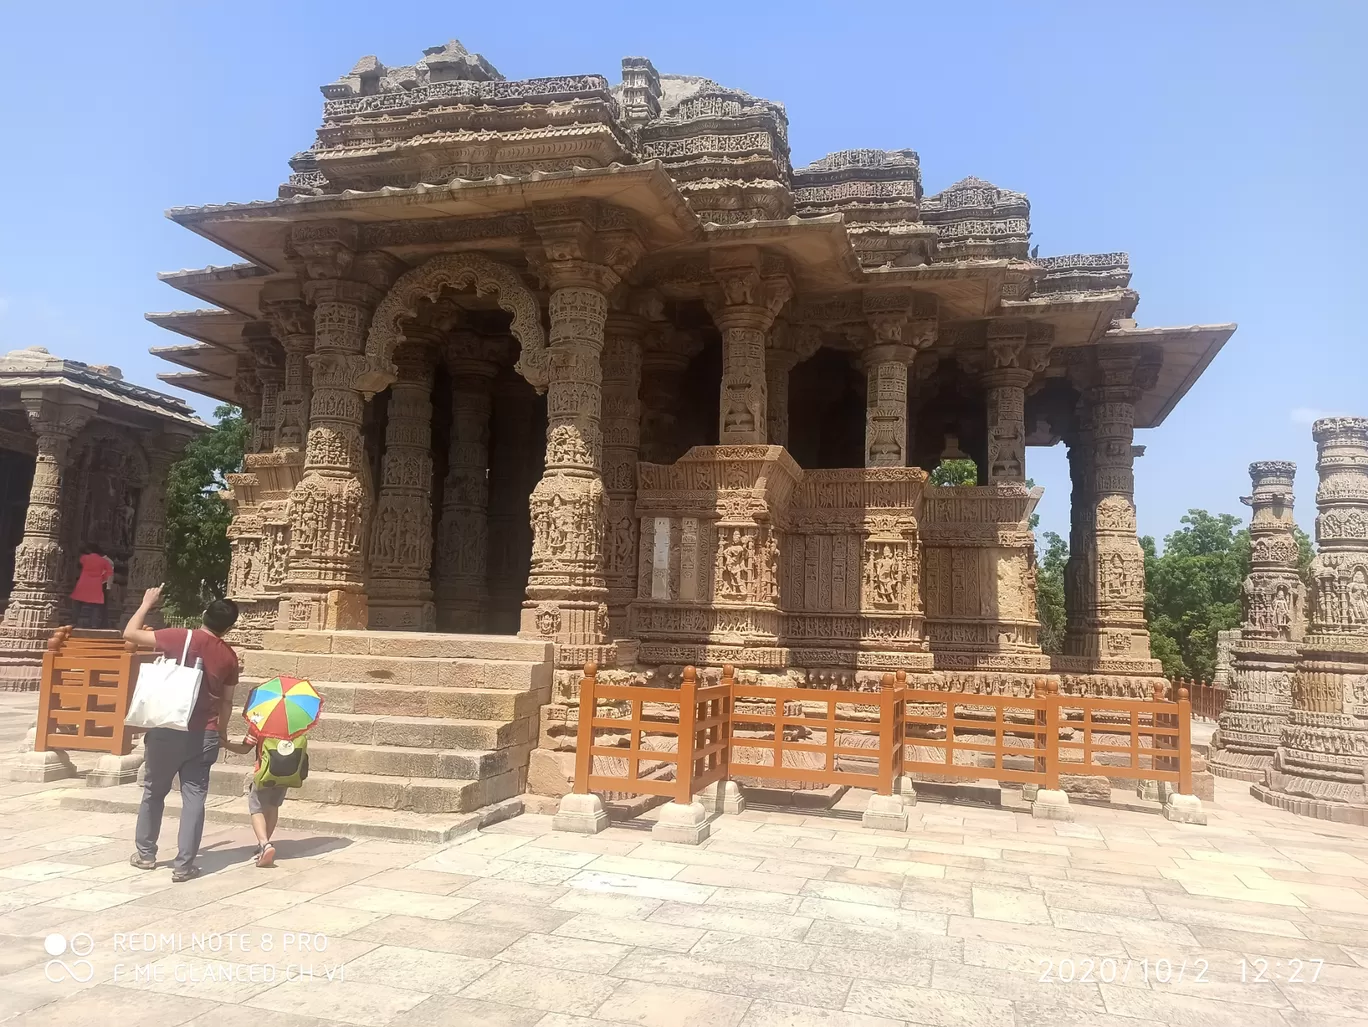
[262,297,315,452]
[602,312,644,638]
[522,202,643,663]
[1063,348,1160,670]
[522,285,611,651]
[435,336,500,633]
[282,278,380,631]
[861,338,913,468]
[982,324,1048,484]
[247,328,284,454]
[1255,418,1368,821]
[708,253,792,446]
[0,399,94,687]
[369,342,438,631]
[1211,461,1305,780]
[122,443,187,623]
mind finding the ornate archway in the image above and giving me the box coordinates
[359,254,548,396]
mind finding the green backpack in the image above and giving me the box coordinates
[253,736,310,789]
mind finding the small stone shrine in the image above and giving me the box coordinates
[0,347,204,688]
[1254,418,1368,823]
[1210,462,1305,780]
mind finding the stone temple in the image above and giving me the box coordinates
[145,41,1237,807]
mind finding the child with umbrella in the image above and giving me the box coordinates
[224,675,322,868]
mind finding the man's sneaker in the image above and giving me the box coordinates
[129,854,156,871]
[171,865,202,883]
[255,843,276,869]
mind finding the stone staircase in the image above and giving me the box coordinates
[215,630,552,815]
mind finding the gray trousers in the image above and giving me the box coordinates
[135,728,220,871]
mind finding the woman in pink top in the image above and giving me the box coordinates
[70,545,114,629]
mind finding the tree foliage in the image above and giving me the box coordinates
[928,458,978,487]
[163,405,248,618]
[1036,531,1069,654]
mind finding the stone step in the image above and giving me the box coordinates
[208,762,523,814]
[241,650,551,692]
[261,630,551,663]
[58,783,523,843]
[304,739,529,780]
[308,712,528,751]
[231,680,543,723]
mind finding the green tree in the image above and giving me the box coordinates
[1142,509,1248,681]
[1035,531,1069,654]
[163,405,249,618]
[928,458,978,487]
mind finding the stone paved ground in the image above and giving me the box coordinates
[2,697,1368,1027]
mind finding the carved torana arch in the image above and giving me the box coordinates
[360,253,548,396]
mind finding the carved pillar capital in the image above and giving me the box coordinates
[529,201,645,294]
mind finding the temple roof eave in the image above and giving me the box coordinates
[166,161,707,272]
[1110,323,1238,429]
[0,371,208,433]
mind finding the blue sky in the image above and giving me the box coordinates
[2,2,1364,546]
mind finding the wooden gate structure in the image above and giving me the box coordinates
[33,627,153,757]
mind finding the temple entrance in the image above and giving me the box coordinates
[0,447,35,613]
[788,347,865,469]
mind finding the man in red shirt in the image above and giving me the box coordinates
[123,585,240,882]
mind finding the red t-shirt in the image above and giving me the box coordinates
[71,553,114,604]
[152,628,240,732]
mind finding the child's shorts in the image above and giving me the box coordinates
[247,780,288,814]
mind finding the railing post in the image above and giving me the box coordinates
[553,661,610,835]
[678,666,699,803]
[1033,679,1072,821]
[893,669,909,801]
[862,671,910,832]
[698,664,745,816]
[33,630,64,754]
[573,661,598,795]
[1162,682,1207,824]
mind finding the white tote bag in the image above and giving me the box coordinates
[124,630,205,732]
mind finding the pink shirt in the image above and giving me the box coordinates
[71,553,114,604]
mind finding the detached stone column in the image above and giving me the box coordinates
[1063,349,1159,670]
[602,312,644,638]
[0,399,93,688]
[370,342,438,631]
[1211,461,1305,780]
[435,335,501,633]
[1256,418,1368,822]
[283,277,380,631]
[709,253,792,446]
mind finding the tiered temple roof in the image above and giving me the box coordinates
[149,40,1233,428]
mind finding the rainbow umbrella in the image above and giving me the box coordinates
[243,677,322,740]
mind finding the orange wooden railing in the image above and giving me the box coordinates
[902,679,1059,790]
[35,627,154,756]
[1186,678,1226,722]
[728,666,906,796]
[565,664,1197,807]
[572,663,732,804]
[1056,682,1194,795]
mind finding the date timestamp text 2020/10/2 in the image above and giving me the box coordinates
[1037,957,1325,985]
